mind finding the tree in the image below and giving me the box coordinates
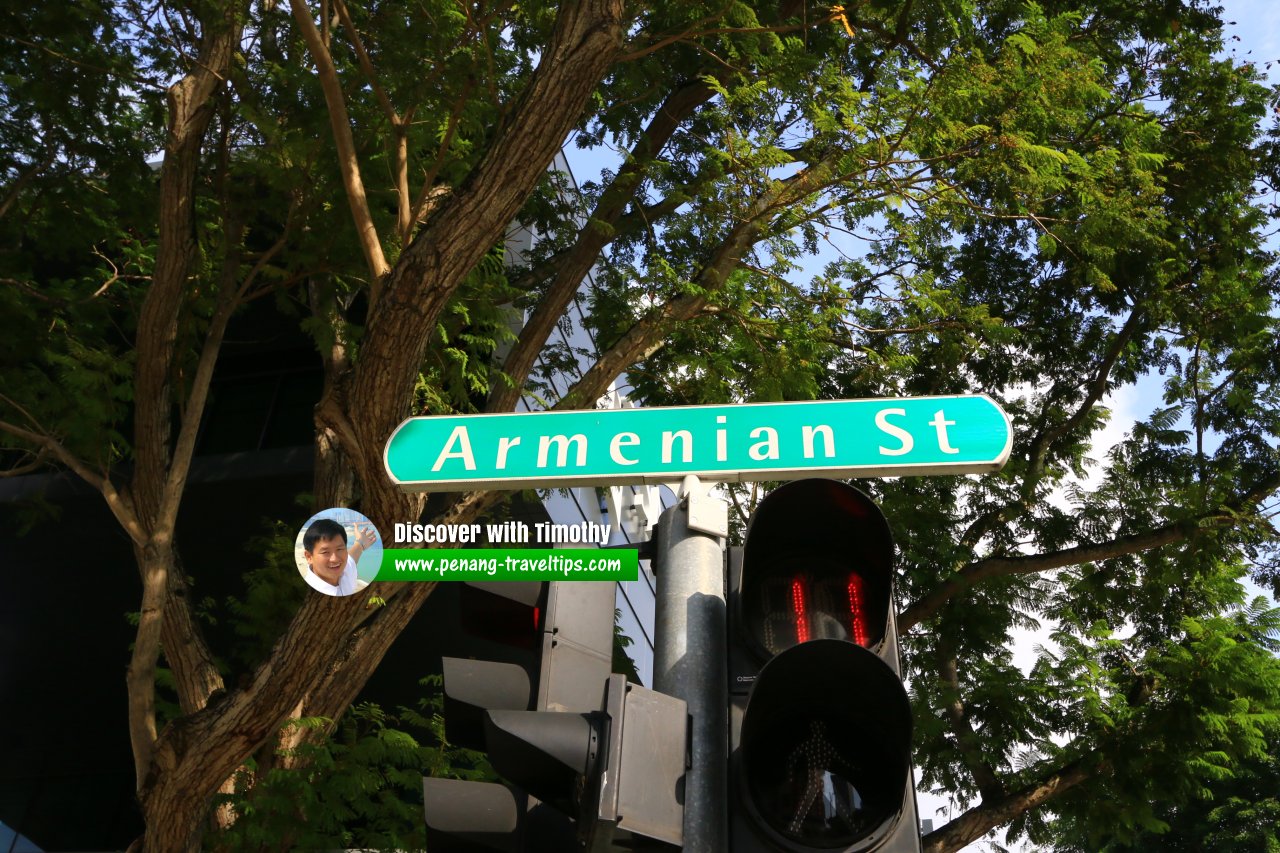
[1050,724,1280,851]
[212,682,492,852]
[2,0,1278,850]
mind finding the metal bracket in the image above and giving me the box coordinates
[678,475,729,539]
[605,484,664,541]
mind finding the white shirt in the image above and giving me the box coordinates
[305,555,366,596]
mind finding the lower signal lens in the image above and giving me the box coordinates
[747,714,894,846]
[739,640,912,850]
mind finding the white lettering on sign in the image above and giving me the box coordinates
[662,430,693,463]
[538,433,588,468]
[802,424,835,459]
[496,435,521,469]
[875,409,913,456]
[610,432,640,465]
[930,410,959,454]
[432,425,477,471]
[749,426,780,461]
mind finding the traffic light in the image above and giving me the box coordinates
[423,580,688,852]
[729,479,922,853]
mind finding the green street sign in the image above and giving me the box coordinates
[384,396,1011,492]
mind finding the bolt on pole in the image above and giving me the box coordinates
[653,475,728,853]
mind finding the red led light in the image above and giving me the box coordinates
[533,605,541,632]
[847,573,869,646]
[791,577,810,643]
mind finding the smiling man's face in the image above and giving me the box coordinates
[305,534,348,585]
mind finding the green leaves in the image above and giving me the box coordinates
[213,682,493,852]
[1043,604,1280,850]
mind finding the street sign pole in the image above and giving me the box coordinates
[653,475,728,853]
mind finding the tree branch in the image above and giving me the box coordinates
[329,0,414,243]
[487,78,715,413]
[620,19,821,63]
[553,150,845,409]
[1033,305,1144,471]
[922,753,1100,853]
[330,0,397,126]
[558,290,710,410]
[500,129,803,301]
[961,304,1146,551]
[348,0,626,465]
[160,222,291,539]
[288,0,391,289]
[0,447,48,477]
[0,148,55,220]
[903,522,1191,631]
[937,648,1005,801]
[0,416,144,544]
[907,463,1280,630]
[849,8,939,70]
[409,84,472,230]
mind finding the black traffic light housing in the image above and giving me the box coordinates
[729,479,922,853]
[440,580,616,749]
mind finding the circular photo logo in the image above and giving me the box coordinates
[295,508,383,597]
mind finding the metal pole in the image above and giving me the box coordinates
[652,475,727,853]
